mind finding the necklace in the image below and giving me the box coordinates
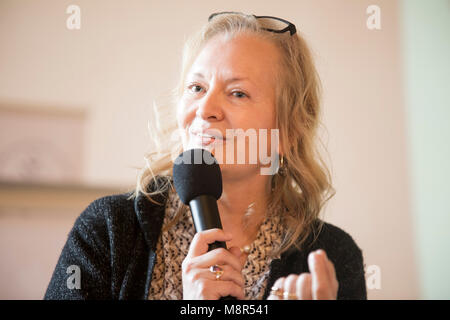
[240,245,252,254]
[239,202,257,255]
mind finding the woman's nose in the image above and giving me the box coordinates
[195,90,224,121]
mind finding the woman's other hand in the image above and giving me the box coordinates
[268,249,338,300]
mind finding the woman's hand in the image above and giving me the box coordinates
[268,249,338,300]
[182,228,246,300]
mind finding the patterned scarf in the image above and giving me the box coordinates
[148,189,284,300]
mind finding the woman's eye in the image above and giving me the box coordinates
[187,84,248,99]
[232,91,248,98]
[188,85,203,93]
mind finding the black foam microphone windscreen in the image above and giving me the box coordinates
[173,148,222,204]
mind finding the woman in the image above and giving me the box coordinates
[45,12,366,300]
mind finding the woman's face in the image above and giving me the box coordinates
[177,33,281,180]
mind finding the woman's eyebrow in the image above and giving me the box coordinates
[191,72,253,84]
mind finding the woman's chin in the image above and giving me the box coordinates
[218,163,262,180]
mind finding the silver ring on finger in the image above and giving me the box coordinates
[269,286,284,299]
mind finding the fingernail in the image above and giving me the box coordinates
[319,249,328,259]
[316,249,325,257]
[313,251,322,263]
[313,253,319,263]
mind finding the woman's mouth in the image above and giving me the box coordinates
[191,133,219,146]
[189,130,225,147]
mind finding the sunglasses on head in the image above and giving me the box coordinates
[208,11,297,36]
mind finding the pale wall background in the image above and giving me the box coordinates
[401,0,450,299]
[0,0,448,299]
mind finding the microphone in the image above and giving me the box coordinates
[173,148,237,300]
[173,148,226,251]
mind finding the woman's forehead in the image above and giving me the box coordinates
[188,34,280,84]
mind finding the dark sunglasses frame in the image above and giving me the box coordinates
[208,11,297,36]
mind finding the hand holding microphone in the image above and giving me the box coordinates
[181,228,245,300]
[173,148,245,300]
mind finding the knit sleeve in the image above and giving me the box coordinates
[333,229,367,300]
[44,198,112,300]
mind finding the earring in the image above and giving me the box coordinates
[278,155,286,176]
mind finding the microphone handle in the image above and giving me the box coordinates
[189,195,228,250]
[189,195,237,300]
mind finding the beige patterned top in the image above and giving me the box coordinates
[148,188,284,300]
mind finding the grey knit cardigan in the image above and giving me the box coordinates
[44,178,367,300]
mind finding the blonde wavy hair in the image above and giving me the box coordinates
[128,12,335,255]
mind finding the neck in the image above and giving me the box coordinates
[217,172,272,243]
